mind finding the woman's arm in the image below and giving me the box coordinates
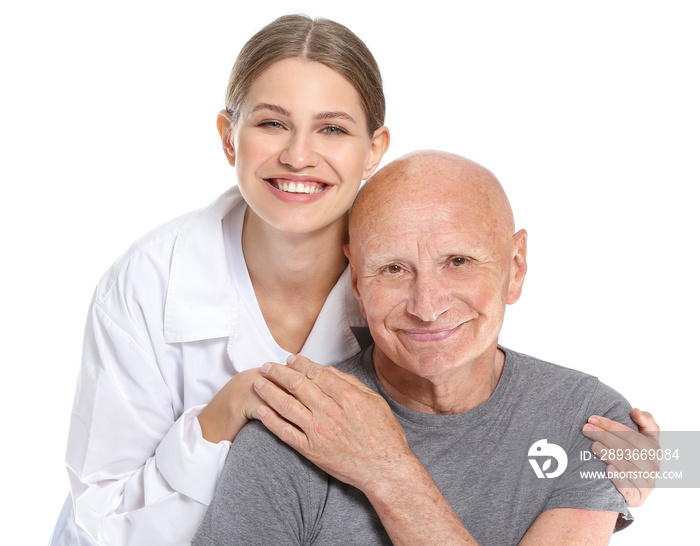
[67,301,226,544]
[67,297,261,544]
[582,409,661,507]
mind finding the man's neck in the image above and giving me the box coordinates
[373,347,505,415]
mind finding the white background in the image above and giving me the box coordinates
[1,1,698,543]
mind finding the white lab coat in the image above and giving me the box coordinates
[52,185,368,545]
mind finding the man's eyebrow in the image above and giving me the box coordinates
[251,103,291,117]
[314,111,357,124]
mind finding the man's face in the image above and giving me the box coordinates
[348,161,525,382]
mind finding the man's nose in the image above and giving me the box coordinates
[406,272,451,323]
[279,131,320,169]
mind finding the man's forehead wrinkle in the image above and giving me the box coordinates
[355,203,504,259]
[361,210,467,244]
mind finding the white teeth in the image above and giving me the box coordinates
[274,180,324,194]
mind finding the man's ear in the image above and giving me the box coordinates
[344,243,367,318]
[506,229,528,305]
[217,110,236,167]
[362,126,390,180]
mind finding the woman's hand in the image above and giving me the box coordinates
[582,409,660,507]
[198,368,265,444]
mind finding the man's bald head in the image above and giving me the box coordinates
[349,150,516,254]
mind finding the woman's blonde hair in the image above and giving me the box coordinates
[225,15,385,136]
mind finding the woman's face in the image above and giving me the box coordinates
[224,58,388,235]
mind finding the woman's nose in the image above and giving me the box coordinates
[279,131,320,170]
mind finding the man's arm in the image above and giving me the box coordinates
[362,457,477,546]
[254,356,623,545]
[519,508,617,545]
[254,356,478,545]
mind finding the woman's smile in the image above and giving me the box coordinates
[264,176,330,203]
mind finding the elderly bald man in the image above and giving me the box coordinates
[194,151,638,545]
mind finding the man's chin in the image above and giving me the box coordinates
[382,346,465,380]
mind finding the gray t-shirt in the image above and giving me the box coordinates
[194,346,634,545]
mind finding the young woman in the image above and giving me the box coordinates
[52,15,658,545]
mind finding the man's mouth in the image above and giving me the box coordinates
[401,325,461,342]
[267,178,327,194]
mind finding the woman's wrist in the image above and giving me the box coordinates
[198,369,263,443]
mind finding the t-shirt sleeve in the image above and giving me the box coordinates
[193,421,326,546]
[543,379,636,531]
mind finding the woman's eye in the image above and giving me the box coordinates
[322,125,346,135]
[260,121,284,129]
[451,257,468,266]
[385,264,402,274]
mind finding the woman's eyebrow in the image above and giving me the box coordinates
[314,111,357,124]
[251,103,291,117]
[314,112,357,123]
[250,104,357,125]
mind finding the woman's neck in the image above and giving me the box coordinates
[241,207,349,353]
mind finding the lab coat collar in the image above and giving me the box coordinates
[163,185,243,343]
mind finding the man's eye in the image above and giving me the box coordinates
[451,257,468,266]
[385,264,402,274]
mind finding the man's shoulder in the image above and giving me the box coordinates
[226,420,320,489]
[502,347,634,428]
[235,419,299,456]
[504,347,600,385]
[203,419,328,544]
[235,419,327,469]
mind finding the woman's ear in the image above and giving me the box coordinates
[362,126,390,180]
[217,110,236,167]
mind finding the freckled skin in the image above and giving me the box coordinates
[345,151,528,414]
